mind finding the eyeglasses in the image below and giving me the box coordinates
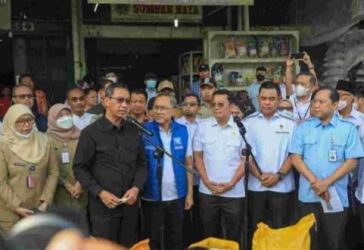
[13,94,34,100]
[181,102,198,107]
[16,117,34,126]
[211,102,226,108]
[70,96,85,102]
[152,105,172,112]
[278,107,293,112]
[109,96,130,104]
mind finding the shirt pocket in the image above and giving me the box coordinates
[302,135,318,156]
[332,139,346,162]
[201,136,216,157]
[224,138,241,158]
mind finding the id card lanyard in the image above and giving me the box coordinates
[26,165,36,189]
[61,143,70,164]
[294,99,310,121]
[328,136,337,162]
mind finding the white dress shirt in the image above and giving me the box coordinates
[193,116,245,198]
[244,111,296,193]
[73,113,94,130]
[289,94,311,123]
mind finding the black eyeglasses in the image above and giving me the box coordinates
[109,96,130,104]
[13,94,34,100]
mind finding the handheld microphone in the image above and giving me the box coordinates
[126,116,154,136]
[233,116,246,134]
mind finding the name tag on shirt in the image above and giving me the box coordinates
[328,150,337,162]
[320,186,344,213]
[275,124,290,134]
[61,152,70,164]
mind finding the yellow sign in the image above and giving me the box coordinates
[111,5,202,22]
[89,0,254,6]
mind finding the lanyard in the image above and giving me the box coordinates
[294,99,310,121]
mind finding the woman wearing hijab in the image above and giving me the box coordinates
[0,104,59,233]
[47,104,87,212]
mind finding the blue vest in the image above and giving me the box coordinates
[142,120,188,201]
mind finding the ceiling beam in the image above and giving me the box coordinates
[87,0,254,6]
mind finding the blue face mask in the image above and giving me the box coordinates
[146,80,157,90]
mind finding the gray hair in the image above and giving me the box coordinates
[155,93,177,108]
[104,83,129,97]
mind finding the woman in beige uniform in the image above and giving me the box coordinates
[47,104,87,211]
[0,104,58,233]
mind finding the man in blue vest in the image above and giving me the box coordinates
[142,94,194,250]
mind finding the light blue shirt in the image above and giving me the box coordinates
[247,81,261,111]
[193,116,245,198]
[146,88,157,102]
[244,111,296,193]
[289,114,364,207]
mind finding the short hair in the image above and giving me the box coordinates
[230,97,244,112]
[154,93,177,108]
[104,83,129,97]
[355,82,364,98]
[148,97,156,110]
[144,72,156,80]
[66,87,84,99]
[258,81,281,97]
[313,86,339,103]
[84,88,97,96]
[296,72,317,86]
[212,89,233,103]
[99,78,114,90]
[256,66,267,73]
[131,89,148,101]
[19,74,33,84]
[12,84,32,97]
[183,93,200,105]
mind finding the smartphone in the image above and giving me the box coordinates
[291,52,305,59]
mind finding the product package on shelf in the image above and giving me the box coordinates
[223,37,237,58]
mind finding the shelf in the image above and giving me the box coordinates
[219,86,248,91]
[210,57,287,65]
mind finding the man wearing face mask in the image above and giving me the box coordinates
[67,88,94,130]
[105,71,119,84]
[144,73,158,102]
[288,72,316,123]
[247,66,267,111]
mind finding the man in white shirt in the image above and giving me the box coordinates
[67,88,94,130]
[288,72,316,124]
[244,81,295,244]
[194,89,245,245]
[176,93,202,244]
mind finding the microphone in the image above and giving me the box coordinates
[126,116,154,136]
[233,116,246,134]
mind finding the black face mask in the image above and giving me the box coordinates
[256,74,265,82]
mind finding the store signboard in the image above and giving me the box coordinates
[89,0,254,6]
[0,0,11,30]
[111,5,202,22]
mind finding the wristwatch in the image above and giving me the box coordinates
[277,171,286,181]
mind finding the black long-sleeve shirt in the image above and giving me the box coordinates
[73,116,147,215]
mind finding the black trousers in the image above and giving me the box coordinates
[143,198,185,250]
[358,201,364,244]
[199,193,244,245]
[248,191,293,230]
[183,185,204,246]
[89,202,139,247]
[300,202,348,250]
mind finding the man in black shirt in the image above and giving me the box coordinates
[73,83,147,247]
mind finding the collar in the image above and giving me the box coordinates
[257,111,280,120]
[145,88,156,93]
[211,115,235,128]
[100,116,124,131]
[179,116,200,125]
[294,94,312,104]
[314,114,338,128]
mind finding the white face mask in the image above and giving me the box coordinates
[337,100,348,111]
[353,102,359,110]
[16,130,33,139]
[295,84,309,97]
[107,76,118,84]
[56,116,74,129]
[280,110,294,119]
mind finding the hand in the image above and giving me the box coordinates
[260,173,280,187]
[65,182,74,194]
[14,207,34,218]
[38,201,48,212]
[286,56,294,68]
[121,187,139,205]
[71,182,82,199]
[311,179,330,195]
[215,182,234,195]
[302,51,313,67]
[203,179,220,194]
[185,192,194,210]
[98,190,121,209]
[320,190,331,203]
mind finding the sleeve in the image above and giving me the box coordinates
[193,125,203,152]
[345,124,364,159]
[288,123,304,155]
[132,136,147,190]
[40,144,59,204]
[243,120,256,156]
[73,129,103,198]
[186,128,193,157]
[0,149,23,210]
